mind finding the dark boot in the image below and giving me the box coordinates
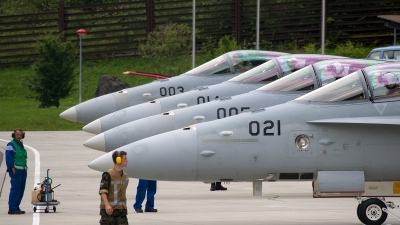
[210,182,216,191]
[216,182,227,191]
[145,208,157,212]
[8,210,22,215]
[135,208,143,213]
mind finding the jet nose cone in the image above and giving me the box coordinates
[98,99,162,132]
[83,119,102,134]
[84,133,106,151]
[88,127,198,181]
[86,112,177,152]
[60,106,77,122]
[61,90,129,123]
[88,152,113,172]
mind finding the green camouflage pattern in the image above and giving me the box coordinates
[99,209,128,225]
[99,170,128,224]
[100,172,111,191]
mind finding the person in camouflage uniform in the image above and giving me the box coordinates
[99,151,129,225]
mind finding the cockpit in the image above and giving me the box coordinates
[365,65,400,99]
[256,58,383,92]
[296,63,400,102]
[228,54,344,84]
[316,59,383,87]
[184,50,287,76]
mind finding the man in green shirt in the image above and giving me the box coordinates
[6,128,27,215]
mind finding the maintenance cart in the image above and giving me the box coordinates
[31,169,60,213]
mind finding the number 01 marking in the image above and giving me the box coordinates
[249,120,281,136]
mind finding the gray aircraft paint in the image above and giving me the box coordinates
[84,58,384,152]
[89,63,400,225]
[60,50,287,123]
[83,54,344,135]
[88,62,400,182]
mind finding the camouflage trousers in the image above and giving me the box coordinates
[99,209,128,225]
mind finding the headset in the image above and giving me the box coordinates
[11,128,25,139]
[115,151,122,165]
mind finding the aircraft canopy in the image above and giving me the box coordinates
[296,62,400,102]
[185,50,286,76]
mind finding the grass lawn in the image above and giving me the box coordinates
[0,56,193,131]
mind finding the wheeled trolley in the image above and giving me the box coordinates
[31,169,60,213]
[31,201,60,213]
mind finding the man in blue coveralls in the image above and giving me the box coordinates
[133,179,157,213]
[6,128,27,215]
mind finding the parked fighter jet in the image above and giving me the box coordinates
[60,50,287,123]
[89,62,400,225]
[84,58,385,152]
[83,54,344,134]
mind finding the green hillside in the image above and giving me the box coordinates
[0,57,189,131]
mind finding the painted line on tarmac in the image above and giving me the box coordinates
[0,139,40,225]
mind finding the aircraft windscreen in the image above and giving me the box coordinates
[366,69,400,99]
[296,72,365,102]
[228,51,271,73]
[315,59,384,87]
[227,60,279,83]
[185,50,283,76]
[277,54,343,76]
[256,66,315,91]
[185,54,231,75]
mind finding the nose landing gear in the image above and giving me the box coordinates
[357,197,399,225]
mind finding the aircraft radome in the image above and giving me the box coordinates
[60,50,287,123]
[89,62,400,225]
[83,54,344,135]
[83,58,386,152]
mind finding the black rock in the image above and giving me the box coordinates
[95,75,131,97]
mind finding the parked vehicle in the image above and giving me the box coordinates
[367,46,400,60]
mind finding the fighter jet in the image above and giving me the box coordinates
[60,50,287,123]
[84,58,385,152]
[89,62,400,225]
[83,54,344,134]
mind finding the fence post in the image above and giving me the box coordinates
[146,0,154,34]
[59,0,65,42]
[234,0,241,45]
[321,0,325,54]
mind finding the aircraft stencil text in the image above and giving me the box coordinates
[197,96,219,104]
[249,120,281,136]
[217,107,251,119]
[160,86,184,96]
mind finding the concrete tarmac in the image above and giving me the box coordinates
[0,131,399,225]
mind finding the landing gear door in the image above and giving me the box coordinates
[313,171,365,197]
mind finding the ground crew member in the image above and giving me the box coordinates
[6,128,27,215]
[99,151,129,225]
[210,182,227,191]
[133,179,157,213]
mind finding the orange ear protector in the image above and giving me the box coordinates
[116,151,122,165]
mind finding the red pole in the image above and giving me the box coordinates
[122,71,170,79]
